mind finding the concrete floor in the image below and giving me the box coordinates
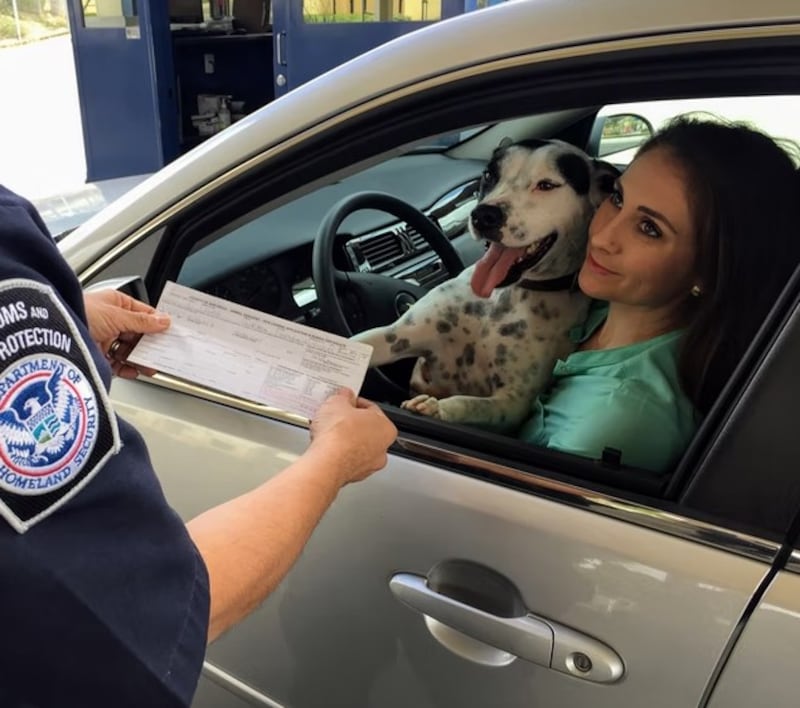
[0,34,147,236]
[0,34,86,200]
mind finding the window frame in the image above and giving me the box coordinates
[93,33,800,542]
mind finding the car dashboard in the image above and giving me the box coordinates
[179,152,487,331]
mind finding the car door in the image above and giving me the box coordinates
[78,30,800,708]
[110,375,781,708]
[682,277,800,708]
[707,556,800,707]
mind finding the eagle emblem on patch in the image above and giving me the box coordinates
[0,279,120,533]
[0,356,98,495]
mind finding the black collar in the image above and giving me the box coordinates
[517,272,579,292]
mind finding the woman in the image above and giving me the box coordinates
[519,118,800,473]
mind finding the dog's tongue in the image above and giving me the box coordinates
[471,243,526,298]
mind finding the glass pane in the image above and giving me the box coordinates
[596,96,800,166]
[0,2,69,43]
[597,114,652,159]
[81,0,137,29]
[303,0,441,23]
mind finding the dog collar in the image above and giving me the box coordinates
[517,272,579,292]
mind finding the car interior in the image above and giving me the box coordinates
[119,50,800,513]
[170,108,674,490]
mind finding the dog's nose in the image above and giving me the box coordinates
[471,204,505,235]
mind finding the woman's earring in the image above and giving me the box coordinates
[690,285,702,297]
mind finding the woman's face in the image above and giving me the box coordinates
[578,147,699,318]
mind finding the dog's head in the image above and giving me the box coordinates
[469,139,618,298]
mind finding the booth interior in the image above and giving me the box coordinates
[169,0,273,152]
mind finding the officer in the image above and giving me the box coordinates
[0,185,397,707]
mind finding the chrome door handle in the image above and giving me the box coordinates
[390,572,624,683]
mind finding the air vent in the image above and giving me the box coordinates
[359,232,404,267]
[405,225,427,252]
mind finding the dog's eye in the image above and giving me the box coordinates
[609,189,623,207]
[535,180,558,191]
[480,170,498,192]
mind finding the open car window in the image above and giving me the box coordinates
[133,70,800,532]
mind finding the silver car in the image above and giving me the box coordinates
[62,1,800,705]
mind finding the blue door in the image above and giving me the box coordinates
[272,0,466,97]
[67,0,178,181]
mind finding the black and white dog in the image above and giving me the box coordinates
[353,139,618,431]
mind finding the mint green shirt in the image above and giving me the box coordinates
[518,302,697,474]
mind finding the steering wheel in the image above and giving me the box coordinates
[312,191,464,398]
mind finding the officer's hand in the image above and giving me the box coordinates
[309,388,397,485]
[83,289,171,378]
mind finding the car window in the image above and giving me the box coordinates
[405,125,492,151]
[593,95,800,165]
[153,88,799,515]
[174,115,672,492]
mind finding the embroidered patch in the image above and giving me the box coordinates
[0,279,120,533]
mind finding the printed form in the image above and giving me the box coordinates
[128,281,373,420]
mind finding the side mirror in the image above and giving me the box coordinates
[83,275,150,305]
[589,113,654,163]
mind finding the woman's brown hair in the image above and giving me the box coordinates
[637,118,800,414]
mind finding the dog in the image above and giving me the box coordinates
[352,139,618,431]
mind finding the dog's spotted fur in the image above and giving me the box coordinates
[353,139,617,430]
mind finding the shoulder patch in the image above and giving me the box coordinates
[0,279,120,533]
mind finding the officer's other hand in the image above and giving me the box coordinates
[309,388,397,485]
[83,289,171,378]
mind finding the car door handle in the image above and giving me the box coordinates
[390,572,624,683]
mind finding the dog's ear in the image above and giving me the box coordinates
[590,159,621,206]
[491,136,515,159]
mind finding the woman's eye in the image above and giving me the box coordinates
[609,189,622,207]
[535,180,557,191]
[640,219,662,239]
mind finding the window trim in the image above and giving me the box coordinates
[81,33,800,540]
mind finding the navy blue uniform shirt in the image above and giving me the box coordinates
[0,186,210,707]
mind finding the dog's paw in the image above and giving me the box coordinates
[401,394,441,418]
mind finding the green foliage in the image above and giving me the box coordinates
[16,0,43,13]
[0,0,65,14]
[0,7,68,42]
[601,115,651,139]
[303,11,412,22]
[0,14,18,38]
[303,11,375,22]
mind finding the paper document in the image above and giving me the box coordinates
[128,281,373,420]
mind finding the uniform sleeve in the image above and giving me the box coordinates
[0,186,88,321]
[544,379,690,474]
[0,186,210,706]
